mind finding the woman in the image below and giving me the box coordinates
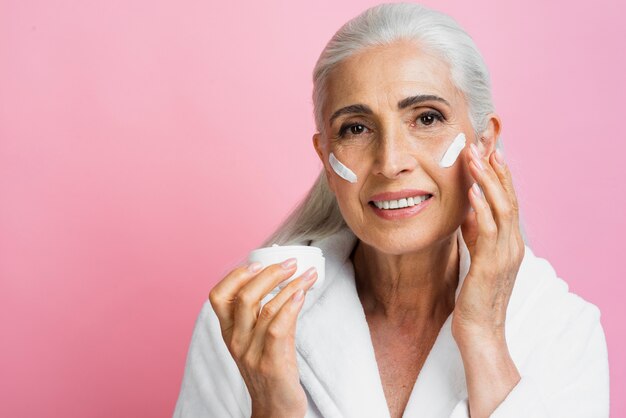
[174,3,609,417]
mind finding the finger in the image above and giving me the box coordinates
[489,153,526,265]
[209,262,264,334]
[467,144,513,240]
[489,149,521,224]
[488,150,526,251]
[247,267,317,360]
[263,289,308,362]
[460,204,479,251]
[468,181,498,258]
[230,259,299,353]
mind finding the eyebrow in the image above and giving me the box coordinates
[328,94,451,125]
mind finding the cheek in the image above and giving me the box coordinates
[328,152,358,184]
[459,156,474,189]
[442,147,473,185]
[335,183,360,207]
[433,163,469,200]
[437,132,467,167]
[333,190,366,228]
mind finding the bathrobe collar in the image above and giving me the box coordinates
[294,226,471,418]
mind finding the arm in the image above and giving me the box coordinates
[456,331,521,418]
[489,304,609,418]
[450,303,609,418]
[451,140,609,417]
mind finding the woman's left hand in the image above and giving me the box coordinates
[452,142,525,344]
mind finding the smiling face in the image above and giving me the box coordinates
[313,40,498,255]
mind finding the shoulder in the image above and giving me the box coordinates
[510,243,602,325]
[506,243,607,371]
[499,245,610,415]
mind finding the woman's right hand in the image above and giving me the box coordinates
[209,257,317,418]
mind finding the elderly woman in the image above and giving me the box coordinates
[173,3,609,418]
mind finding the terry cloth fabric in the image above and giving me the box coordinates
[173,225,609,418]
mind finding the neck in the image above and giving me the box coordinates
[351,232,459,325]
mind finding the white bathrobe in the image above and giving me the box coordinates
[173,226,609,417]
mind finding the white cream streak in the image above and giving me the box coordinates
[439,132,466,168]
[329,152,358,183]
[329,133,464,181]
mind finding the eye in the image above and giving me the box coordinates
[415,110,444,127]
[337,123,370,139]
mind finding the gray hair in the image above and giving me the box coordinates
[260,2,530,248]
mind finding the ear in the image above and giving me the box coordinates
[476,113,502,157]
[312,132,337,195]
[312,132,325,163]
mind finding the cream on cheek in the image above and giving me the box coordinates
[327,131,467,183]
[438,132,466,168]
[438,132,485,198]
[329,152,358,183]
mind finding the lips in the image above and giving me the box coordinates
[368,189,433,203]
[368,192,434,220]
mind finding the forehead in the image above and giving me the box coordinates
[325,41,462,114]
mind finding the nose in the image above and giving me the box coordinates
[373,127,418,179]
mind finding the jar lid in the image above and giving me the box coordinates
[249,245,323,258]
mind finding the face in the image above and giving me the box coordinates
[313,40,499,255]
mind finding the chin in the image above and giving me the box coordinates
[355,224,441,256]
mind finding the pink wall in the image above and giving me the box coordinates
[1,0,624,416]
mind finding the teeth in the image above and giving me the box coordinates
[373,195,430,210]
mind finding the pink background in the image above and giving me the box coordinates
[1,0,624,416]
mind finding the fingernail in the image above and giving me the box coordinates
[247,262,262,273]
[494,149,505,166]
[472,159,484,171]
[472,182,482,198]
[470,143,481,159]
[281,257,297,269]
[470,144,484,170]
[302,267,317,281]
[292,289,304,303]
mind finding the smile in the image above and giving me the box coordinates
[368,194,433,220]
[371,194,432,209]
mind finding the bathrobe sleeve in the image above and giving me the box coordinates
[490,302,608,418]
[450,257,609,418]
[173,300,252,418]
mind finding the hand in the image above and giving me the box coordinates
[209,258,317,418]
[452,143,525,344]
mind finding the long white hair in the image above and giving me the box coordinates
[259,2,530,248]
